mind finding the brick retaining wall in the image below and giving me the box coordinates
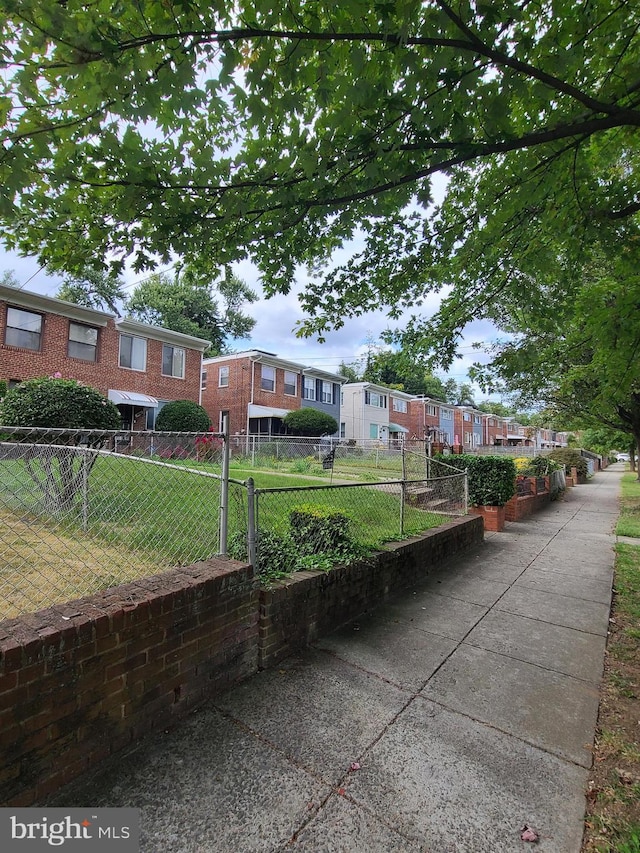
[0,515,482,806]
[259,516,483,668]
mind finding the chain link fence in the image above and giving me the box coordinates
[228,434,442,481]
[0,427,225,620]
[1,427,468,618]
[228,463,468,577]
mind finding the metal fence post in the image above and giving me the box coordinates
[464,468,469,514]
[218,413,230,556]
[246,477,257,572]
[82,448,89,532]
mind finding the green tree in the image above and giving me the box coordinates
[0,377,120,511]
[337,361,362,383]
[283,409,338,436]
[0,270,20,288]
[360,347,449,397]
[155,400,211,432]
[1,0,638,353]
[126,267,257,356]
[57,266,126,314]
[471,250,640,478]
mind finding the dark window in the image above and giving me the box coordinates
[68,322,98,361]
[5,307,42,350]
[162,344,185,378]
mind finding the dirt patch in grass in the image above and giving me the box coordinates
[0,507,161,620]
[582,543,640,852]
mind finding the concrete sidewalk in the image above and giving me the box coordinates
[49,466,623,852]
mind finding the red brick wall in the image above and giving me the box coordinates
[408,401,440,439]
[201,357,303,433]
[0,560,258,806]
[0,304,202,404]
[389,396,412,434]
[0,517,482,806]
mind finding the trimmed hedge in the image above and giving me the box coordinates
[155,400,211,432]
[548,448,589,479]
[434,454,516,507]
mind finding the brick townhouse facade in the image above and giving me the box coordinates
[0,284,210,429]
[201,350,344,435]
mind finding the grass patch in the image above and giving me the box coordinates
[583,538,640,853]
[616,473,640,538]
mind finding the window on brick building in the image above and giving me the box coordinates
[261,365,275,391]
[5,307,42,350]
[162,344,185,378]
[218,366,229,387]
[392,398,407,413]
[284,370,297,396]
[68,322,98,361]
[201,370,207,391]
[119,334,147,371]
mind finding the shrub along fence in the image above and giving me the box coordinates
[234,466,468,578]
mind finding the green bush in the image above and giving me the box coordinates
[227,529,298,581]
[435,454,516,506]
[548,448,589,479]
[289,504,353,554]
[0,377,120,429]
[283,408,338,436]
[523,455,564,476]
[0,377,121,514]
[155,400,211,432]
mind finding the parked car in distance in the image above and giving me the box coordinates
[616,453,631,462]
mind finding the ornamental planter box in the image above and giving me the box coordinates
[469,504,506,532]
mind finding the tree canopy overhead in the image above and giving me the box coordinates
[1,0,639,357]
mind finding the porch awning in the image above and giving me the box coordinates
[388,422,409,433]
[108,390,158,407]
[248,404,291,419]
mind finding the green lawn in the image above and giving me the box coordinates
[617,473,640,539]
[1,453,451,612]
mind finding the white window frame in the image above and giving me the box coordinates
[441,408,453,420]
[365,390,387,408]
[119,334,147,372]
[162,344,185,379]
[303,376,316,400]
[369,423,380,439]
[5,306,42,351]
[68,321,98,362]
[284,370,297,396]
[201,370,208,391]
[392,398,407,413]
[340,422,346,439]
[219,366,229,387]
[426,404,437,417]
[321,381,333,404]
[261,365,275,392]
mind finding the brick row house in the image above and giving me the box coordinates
[200,350,344,435]
[0,284,210,429]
